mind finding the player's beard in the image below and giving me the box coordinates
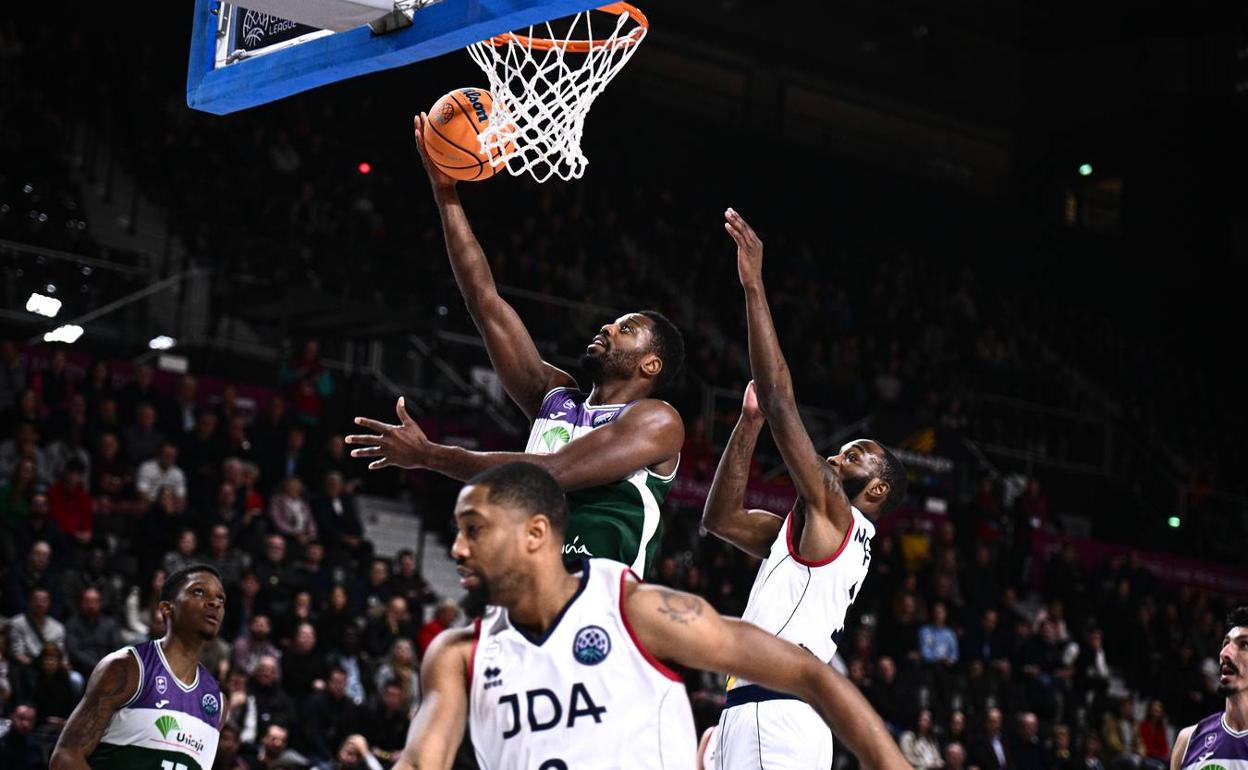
[460,584,490,620]
[579,347,637,384]
[841,474,869,502]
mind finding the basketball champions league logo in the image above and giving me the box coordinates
[241,10,302,47]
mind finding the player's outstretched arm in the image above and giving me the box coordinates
[392,628,472,770]
[626,583,909,770]
[702,381,784,558]
[1170,726,1194,770]
[413,113,574,419]
[50,650,139,770]
[725,208,853,528]
[349,397,682,491]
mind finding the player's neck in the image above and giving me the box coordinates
[587,378,646,406]
[1226,692,1248,732]
[506,569,582,637]
[159,634,203,685]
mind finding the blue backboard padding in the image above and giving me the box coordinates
[187,0,604,114]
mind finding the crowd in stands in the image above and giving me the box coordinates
[0,344,455,769]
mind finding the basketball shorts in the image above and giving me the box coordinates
[714,686,833,769]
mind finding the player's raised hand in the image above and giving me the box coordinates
[724,207,763,288]
[413,113,457,192]
[741,380,764,422]
[346,397,431,470]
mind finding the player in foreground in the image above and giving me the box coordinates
[51,564,227,770]
[1171,606,1248,770]
[701,209,908,768]
[345,114,685,574]
[392,462,910,770]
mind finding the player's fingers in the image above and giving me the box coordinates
[343,433,384,446]
[350,447,386,458]
[368,458,391,471]
[396,397,414,426]
[353,416,395,433]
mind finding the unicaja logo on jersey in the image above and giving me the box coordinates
[572,625,611,665]
[541,426,570,451]
[155,715,180,739]
[155,675,168,694]
[201,693,220,715]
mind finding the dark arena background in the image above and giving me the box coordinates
[1,0,1247,768]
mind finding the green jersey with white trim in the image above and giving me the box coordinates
[524,387,677,574]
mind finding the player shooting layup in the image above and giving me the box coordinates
[391,462,910,770]
[346,115,686,574]
[700,209,908,769]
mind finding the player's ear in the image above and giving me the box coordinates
[158,599,174,623]
[639,352,663,380]
[526,514,552,551]
[867,478,890,504]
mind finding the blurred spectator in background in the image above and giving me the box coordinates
[214,723,249,770]
[228,655,295,745]
[162,527,199,576]
[387,549,435,616]
[0,702,44,769]
[123,404,165,466]
[270,476,316,547]
[136,442,187,510]
[281,340,334,429]
[281,622,328,700]
[900,709,944,770]
[417,600,459,656]
[117,363,157,423]
[313,471,367,569]
[254,722,309,769]
[373,638,419,713]
[299,666,362,765]
[968,707,1009,770]
[162,375,200,440]
[363,680,409,768]
[8,588,65,667]
[122,568,166,644]
[331,734,384,770]
[64,586,120,678]
[234,614,282,675]
[365,596,414,659]
[48,457,92,549]
[0,339,28,425]
[1135,700,1169,770]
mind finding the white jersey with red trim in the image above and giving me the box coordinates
[468,558,696,770]
[730,504,875,691]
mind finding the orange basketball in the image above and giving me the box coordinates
[422,87,511,182]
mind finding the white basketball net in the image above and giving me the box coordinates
[467,4,647,183]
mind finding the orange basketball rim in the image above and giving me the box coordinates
[486,3,648,53]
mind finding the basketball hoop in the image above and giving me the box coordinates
[466,3,648,183]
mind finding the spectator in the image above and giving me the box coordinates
[181,410,225,512]
[90,431,141,524]
[292,541,332,606]
[64,586,121,677]
[945,743,968,770]
[135,442,187,509]
[0,339,28,422]
[227,655,295,745]
[139,487,189,578]
[965,609,1008,664]
[265,429,311,495]
[0,702,44,769]
[86,398,123,453]
[327,626,372,706]
[280,339,334,428]
[280,622,328,700]
[331,735,385,770]
[252,396,291,468]
[868,656,911,736]
[374,638,420,712]
[256,535,298,620]
[47,457,92,547]
[313,434,361,494]
[968,707,1010,770]
[15,644,77,726]
[901,709,945,770]
[312,471,367,569]
[8,588,66,666]
[1011,713,1049,770]
[0,456,38,531]
[361,560,394,618]
[1102,696,1144,770]
[1051,726,1078,770]
[0,423,51,487]
[417,600,460,656]
[387,549,435,614]
[222,415,256,464]
[298,667,363,764]
[921,602,960,666]
[122,568,167,645]
[223,571,264,643]
[1079,733,1108,770]
[213,723,250,770]
[6,492,62,569]
[269,476,316,546]
[161,375,200,439]
[201,523,250,590]
[233,614,282,675]
[123,403,165,466]
[1136,699,1169,769]
[162,527,200,576]
[116,363,158,423]
[365,596,415,659]
[319,584,361,656]
[254,723,310,769]
[363,680,410,768]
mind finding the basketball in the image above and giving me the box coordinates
[422,87,509,182]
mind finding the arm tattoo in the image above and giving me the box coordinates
[59,660,129,755]
[656,590,703,626]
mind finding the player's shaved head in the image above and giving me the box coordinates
[468,462,568,533]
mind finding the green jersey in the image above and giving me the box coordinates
[525,387,677,574]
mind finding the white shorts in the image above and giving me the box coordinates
[714,691,833,769]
